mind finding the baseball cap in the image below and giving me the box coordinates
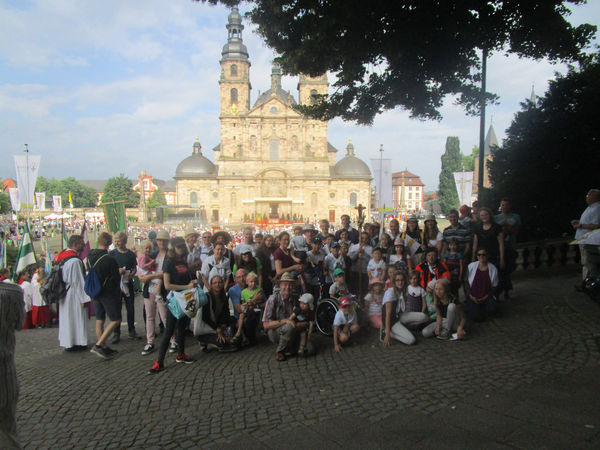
[339,297,353,308]
[333,268,344,277]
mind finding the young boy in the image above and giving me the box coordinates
[329,268,350,300]
[333,296,360,353]
[367,247,387,282]
[324,242,343,285]
[290,225,308,261]
[232,271,264,346]
[289,293,315,356]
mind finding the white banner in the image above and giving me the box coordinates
[52,195,62,212]
[14,154,41,209]
[8,188,20,212]
[453,171,474,207]
[35,192,46,211]
[370,158,393,209]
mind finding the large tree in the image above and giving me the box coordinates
[101,175,140,208]
[202,0,595,124]
[147,189,167,208]
[488,53,600,240]
[437,137,462,213]
[35,176,98,208]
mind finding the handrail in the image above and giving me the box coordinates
[514,237,579,271]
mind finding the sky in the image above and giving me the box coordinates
[1,0,599,192]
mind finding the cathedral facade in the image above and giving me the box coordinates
[174,8,371,225]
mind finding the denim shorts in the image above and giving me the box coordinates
[93,296,122,322]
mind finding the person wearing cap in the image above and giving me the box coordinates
[423,215,443,254]
[262,272,300,361]
[403,215,426,266]
[329,268,350,300]
[348,231,373,299]
[233,227,257,266]
[334,214,359,244]
[324,242,344,286]
[333,296,360,352]
[185,230,202,273]
[233,245,263,288]
[305,236,327,300]
[288,293,315,356]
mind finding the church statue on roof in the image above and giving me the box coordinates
[174,7,372,224]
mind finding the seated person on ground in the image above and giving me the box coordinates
[333,296,360,353]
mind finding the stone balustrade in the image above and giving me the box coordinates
[515,238,580,271]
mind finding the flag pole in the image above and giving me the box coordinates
[24,144,30,228]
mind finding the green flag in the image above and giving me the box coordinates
[14,223,37,279]
[61,221,69,250]
[103,200,126,233]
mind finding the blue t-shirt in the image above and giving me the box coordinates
[228,284,243,319]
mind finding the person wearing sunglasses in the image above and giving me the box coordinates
[463,250,498,322]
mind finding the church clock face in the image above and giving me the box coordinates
[230,104,238,115]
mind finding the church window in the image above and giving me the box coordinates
[311,193,318,209]
[231,191,237,207]
[291,135,298,152]
[270,106,278,114]
[408,193,412,200]
[212,191,218,198]
[230,88,238,104]
[250,135,257,152]
[230,64,238,76]
[270,140,279,161]
[350,192,357,208]
[329,192,335,199]
[190,192,198,205]
[310,89,318,104]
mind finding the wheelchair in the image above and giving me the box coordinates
[315,294,366,336]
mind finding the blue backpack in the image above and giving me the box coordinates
[84,254,107,299]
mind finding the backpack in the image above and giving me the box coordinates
[84,254,108,299]
[40,256,77,304]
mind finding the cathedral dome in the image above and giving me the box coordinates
[175,140,217,179]
[334,141,372,179]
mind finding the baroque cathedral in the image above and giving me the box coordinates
[174,8,372,224]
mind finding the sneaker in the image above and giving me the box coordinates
[168,342,178,353]
[104,346,118,355]
[129,330,140,340]
[90,345,111,359]
[176,353,194,364]
[141,344,154,356]
[110,333,120,345]
[148,361,164,374]
[436,328,450,340]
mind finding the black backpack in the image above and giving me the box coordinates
[40,256,77,304]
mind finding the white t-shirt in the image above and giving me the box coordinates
[382,287,405,316]
[364,292,383,316]
[329,282,349,298]
[367,258,386,280]
[426,231,443,248]
[324,253,344,282]
[291,235,308,252]
[333,308,357,327]
[407,285,426,298]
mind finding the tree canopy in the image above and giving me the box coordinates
[101,175,140,208]
[147,189,167,209]
[437,137,462,213]
[202,0,595,124]
[35,176,98,208]
[488,52,600,240]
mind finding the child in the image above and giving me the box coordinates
[289,293,315,356]
[384,266,396,289]
[443,238,464,297]
[364,279,385,329]
[306,237,326,300]
[290,225,308,261]
[329,268,350,300]
[367,247,387,282]
[324,242,343,285]
[137,242,157,273]
[31,266,50,327]
[18,269,34,329]
[424,279,437,321]
[333,296,359,352]
[389,239,411,275]
[233,271,264,346]
[406,271,428,314]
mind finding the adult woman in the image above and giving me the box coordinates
[256,234,276,297]
[273,231,303,281]
[382,272,429,346]
[464,249,498,321]
[149,237,197,373]
[197,274,234,351]
[472,207,504,269]
[212,231,235,273]
[422,278,466,340]
[423,215,443,254]
[403,215,425,266]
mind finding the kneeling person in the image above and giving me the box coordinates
[333,296,359,353]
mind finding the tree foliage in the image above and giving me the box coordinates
[201,0,596,124]
[35,176,98,208]
[147,189,167,208]
[438,137,462,214]
[101,174,140,208]
[462,146,478,172]
[0,191,10,213]
[488,53,600,239]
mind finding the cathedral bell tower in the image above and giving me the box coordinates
[298,73,328,106]
[219,7,251,117]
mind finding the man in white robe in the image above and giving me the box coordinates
[57,235,90,350]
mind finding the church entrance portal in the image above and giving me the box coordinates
[269,203,279,218]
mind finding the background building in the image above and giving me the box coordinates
[392,170,425,212]
[173,8,371,225]
[473,124,497,196]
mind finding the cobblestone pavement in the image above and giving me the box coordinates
[13,268,600,449]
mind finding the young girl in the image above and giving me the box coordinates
[443,238,464,297]
[424,279,437,321]
[289,293,315,356]
[31,266,50,327]
[137,243,156,273]
[423,215,443,253]
[378,233,394,264]
[367,247,386,282]
[422,278,466,340]
[384,266,396,289]
[364,279,385,329]
[232,271,264,346]
[406,271,428,315]
[389,239,410,275]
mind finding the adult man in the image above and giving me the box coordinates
[262,272,302,361]
[57,235,90,351]
[109,231,138,342]
[199,231,214,265]
[495,199,521,298]
[572,189,600,288]
[348,231,373,298]
[442,209,472,258]
[415,247,451,289]
[201,242,232,291]
[185,230,202,272]
[0,283,24,448]
[334,214,359,244]
[316,219,330,241]
[88,232,122,359]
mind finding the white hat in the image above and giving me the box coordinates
[299,293,314,310]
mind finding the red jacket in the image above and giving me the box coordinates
[415,261,451,289]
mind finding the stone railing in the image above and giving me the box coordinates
[515,238,579,271]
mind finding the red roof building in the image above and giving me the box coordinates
[392,170,425,212]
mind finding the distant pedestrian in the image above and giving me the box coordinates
[571,189,600,290]
[109,231,138,342]
[495,199,521,299]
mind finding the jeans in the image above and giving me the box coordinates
[157,310,187,363]
[465,296,497,322]
[423,303,459,337]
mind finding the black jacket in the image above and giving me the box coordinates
[87,248,120,299]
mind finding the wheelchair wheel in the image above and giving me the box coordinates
[316,298,338,336]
